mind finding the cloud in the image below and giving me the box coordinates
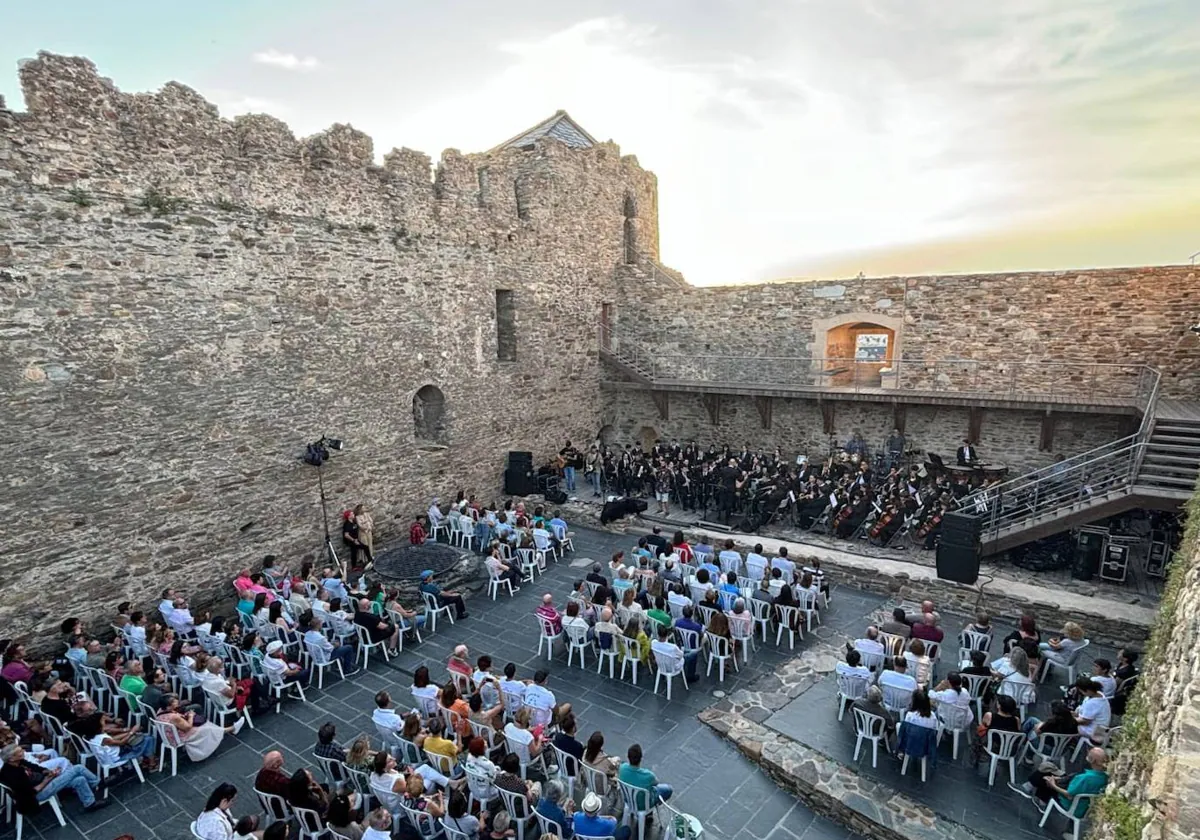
[252,49,320,72]
[207,89,288,117]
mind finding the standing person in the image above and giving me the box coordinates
[560,440,580,494]
[355,504,375,561]
[342,510,374,570]
[586,445,602,497]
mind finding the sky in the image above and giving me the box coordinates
[3,0,1199,286]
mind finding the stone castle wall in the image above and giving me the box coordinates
[0,53,657,636]
[601,389,1130,473]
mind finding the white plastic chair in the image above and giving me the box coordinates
[774,604,803,649]
[264,667,308,712]
[1039,639,1091,685]
[355,623,392,669]
[305,640,347,688]
[997,679,1039,722]
[983,728,1025,786]
[1038,791,1097,840]
[464,766,495,815]
[1021,731,1080,774]
[879,632,907,662]
[617,635,643,685]
[565,622,590,669]
[535,811,566,838]
[748,597,774,642]
[442,818,476,840]
[959,673,991,722]
[516,548,542,583]
[851,707,890,768]
[293,804,328,840]
[704,632,738,682]
[836,673,871,721]
[728,616,755,664]
[314,752,349,787]
[550,743,580,800]
[934,702,973,759]
[595,632,619,679]
[189,820,205,839]
[617,778,660,840]
[536,615,564,661]
[552,523,574,553]
[428,515,449,543]
[487,565,515,600]
[495,786,537,839]
[653,646,689,700]
[421,592,455,633]
[957,629,992,664]
[0,780,67,840]
[149,716,185,777]
[82,733,147,789]
[255,788,292,826]
[402,802,442,839]
[797,588,821,632]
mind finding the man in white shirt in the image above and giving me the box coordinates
[650,624,685,673]
[428,498,445,530]
[717,540,742,576]
[498,662,528,707]
[744,545,769,581]
[371,691,403,732]
[195,658,237,706]
[834,650,873,681]
[522,670,569,726]
[125,612,150,657]
[158,588,176,622]
[852,626,886,658]
[1074,678,1112,739]
[320,572,350,603]
[165,598,195,636]
[878,658,919,695]
[303,616,357,675]
[362,808,394,840]
[771,547,796,580]
[261,640,308,685]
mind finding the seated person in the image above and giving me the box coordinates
[851,685,896,735]
[419,570,468,620]
[535,779,576,838]
[1012,746,1108,811]
[574,791,631,840]
[835,650,872,682]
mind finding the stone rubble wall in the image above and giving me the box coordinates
[0,52,658,641]
[601,388,1130,473]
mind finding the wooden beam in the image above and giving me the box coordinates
[968,406,984,443]
[893,403,907,435]
[1039,411,1057,452]
[821,400,835,435]
[650,390,669,421]
[754,396,772,430]
[701,393,721,425]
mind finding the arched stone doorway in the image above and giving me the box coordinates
[637,425,658,453]
[811,312,903,388]
[413,384,448,444]
[597,424,616,447]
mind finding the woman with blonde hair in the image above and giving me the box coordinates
[1041,621,1086,665]
[345,735,376,772]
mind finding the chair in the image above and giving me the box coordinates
[704,632,738,682]
[1070,726,1117,762]
[354,623,392,669]
[1021,731,1081,774]
[748,597,774,642]
[314,752,349,787]
[617,778,660,840]
[516,548,541,583]
[305,640,347,689]
[934,702,973,760]
[564,622,590,669]
[264,667,309,713]
[424,748,456,778]
[536,615,564,661]
[836,673,871,721]
[442,818,476,840]
[343,765,376,814]
[500,687,525,721]
[957,629,992,664]
[595,632,619,679]
[149,716,185,777]
[653,646,689,700]
[997,679,1039,722]
[81,732,147,789]
[983,728,1025,786]
[495,786,537,839]
[428,515,449,542]
[774,605,803,649]
[371,778,404,815]
[293,804,328,840]
[421,591,455,633]
[0,780,67,840]
[851,707,890,768]
[797,588,821,633]
[1038,792,1097,840]
[550,743,580,800]
[617,635,643,685]
[879,632,907,662]
[959,673,992,722]
[189,820,205,839]
[203,685,254,730]
[255,788,292,826]
[1040,639,1091,685]
[552,523,574,553]
[487,565,516,599]
[402,802,442,839]
[504,733,544,780]
[464,766,494,815]
[695,603,718,629]
[579,761,611,803]
[532,530,557,563]
[535,811,566,839]
[451,516,476,551]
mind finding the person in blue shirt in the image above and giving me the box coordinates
[536,779,575,838]
[718,571,741,610]
[573,791,631,840]
[673,606,704,681]
[418,570,468,620]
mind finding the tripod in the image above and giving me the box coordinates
[316,460,344,578]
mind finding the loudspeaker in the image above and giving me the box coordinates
[507,451,533,470]
[940,511,983,544]
[546,490,568,504]
[504,468,536,497]
[1072,528,1106,581]
[936,543,981,585]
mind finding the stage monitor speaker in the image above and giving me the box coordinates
[1072,528,1106,581]
[936,543,980,585]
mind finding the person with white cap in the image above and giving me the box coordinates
[427,498,446,533]
[261,639,309,685]
[573,790,630,840]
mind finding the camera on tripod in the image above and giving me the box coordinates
[303,436,344,466]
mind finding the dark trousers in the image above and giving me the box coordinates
[439,593,467,619]
[346,541,374,567]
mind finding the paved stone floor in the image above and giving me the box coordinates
[4,524,864,840]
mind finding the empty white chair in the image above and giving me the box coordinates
[421,591,455,633]
[957,629,992,664]
[879,632,907,662]
[652,645,688,700]
[851,707,890,768]
[835,673,871,721]
[984,729,1025,787]
[704,632,738,682]
[536,615,563,661]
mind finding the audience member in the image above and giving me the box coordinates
[851,685,896,735]
[617,743,672,807]
[194,782,239,839]
[420,570,469,620]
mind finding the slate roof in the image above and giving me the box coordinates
[489,110,598,152]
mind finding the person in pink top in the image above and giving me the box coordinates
[233,569,275,603]
[535,594,563,634]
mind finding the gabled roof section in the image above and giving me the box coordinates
[489,110,598,153]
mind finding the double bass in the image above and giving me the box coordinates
[869,508,896,540]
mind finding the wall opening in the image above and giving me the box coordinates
[822,320,897,387]
[623,194,637,264]
[413,384,448,444]
[477,167,491,208]
[515,178,530,221]
[597,424,616,446]
[637,425,658,453]
[600,302,613,350]
[495,290,516,361]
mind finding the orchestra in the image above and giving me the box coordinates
[587,434,1009,551]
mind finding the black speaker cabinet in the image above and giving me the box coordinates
[936,542,981,585]
[1072,528,1106,581]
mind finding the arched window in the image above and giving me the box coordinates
[597,424,616,446]
[413,385,448,444]
[623,194,638,264]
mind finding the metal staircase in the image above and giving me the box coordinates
[968,372,1198,555]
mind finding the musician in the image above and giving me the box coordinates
[559,440,580,494]
[956,438,978,466]
[886,428,906,468]
[845,431,869,460]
